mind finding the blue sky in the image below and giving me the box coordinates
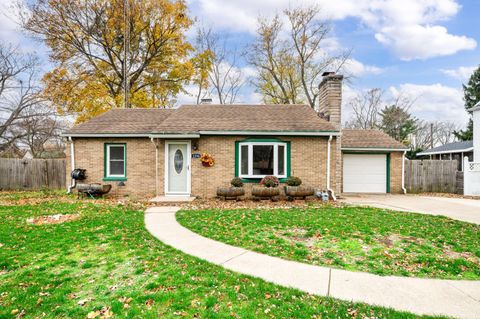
[1,0,479,127]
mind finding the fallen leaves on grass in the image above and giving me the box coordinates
[86,307,113,319]
[27,214,80,225]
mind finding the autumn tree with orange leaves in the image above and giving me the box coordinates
[20,0,212,122]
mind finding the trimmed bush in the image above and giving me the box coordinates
[260,175,279,188]
[285,176,302,186]
[230,177,244,187]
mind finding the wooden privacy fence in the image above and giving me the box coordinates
[404,160,458,193]
[0,158,66,190]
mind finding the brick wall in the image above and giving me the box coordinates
[191,136,338,198]
[317,74,343,131]
[67,136,338,199]
[66,138,157,198]
[390,151,404,194]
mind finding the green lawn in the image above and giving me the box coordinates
[0,193,442,318]
[177,205,480,280]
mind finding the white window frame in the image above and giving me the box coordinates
[106,144,126,178]
[238,142,287,179]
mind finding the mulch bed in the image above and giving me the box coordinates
[178,198,339,210]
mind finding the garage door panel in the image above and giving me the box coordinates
[343,154,387,193]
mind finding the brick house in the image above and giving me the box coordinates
[63,73,408,199]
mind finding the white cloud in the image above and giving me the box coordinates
[342,83,468,127]
[0,1,24,45]
[344,59,383,77]
[388,83,467,125]
[441,66,478,81]
[188,0,476,60]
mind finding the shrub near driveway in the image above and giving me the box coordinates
[0,197,442,318]
[177,206,480,280]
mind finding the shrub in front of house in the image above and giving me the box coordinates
[253,176,280,200]
[230,177,244,187]
[259,175,279,188]
[285,176,302,186]
[284,176,314,200]
[217,177,245,200]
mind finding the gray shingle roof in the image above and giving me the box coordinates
[417,141,473,156]
[65,104,337,135]
[342,129,409,150]
[66,109,175,134]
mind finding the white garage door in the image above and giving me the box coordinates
[343,154,387,193]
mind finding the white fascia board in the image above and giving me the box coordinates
[150,133,200,138]
[198,130,340,136]
[417,148,473,156]
[62,133,201,138]
[62,133,151,137]
[342,147,409,152]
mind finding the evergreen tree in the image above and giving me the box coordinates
[379,105,417,143]
[454,65,480,141]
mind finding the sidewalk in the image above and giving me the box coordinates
[145,206,480,319]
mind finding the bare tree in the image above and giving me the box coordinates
[0,44,44,153]
[16,105,67,158]
[435,121,459,145]
[344,88,383,129]
[247,5,350,108]
[195,28,245,104]
[410,121,459,150]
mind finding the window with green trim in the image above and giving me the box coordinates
[238,141,287,178]
[105,144,126,179]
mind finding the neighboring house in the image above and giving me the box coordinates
[63,73,408,198]
[417,141,473,171]
[464,102,480,196]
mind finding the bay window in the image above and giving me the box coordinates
[237,141,289,179]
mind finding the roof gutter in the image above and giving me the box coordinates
[63,131,339,138]
[62,133,201,138]
[341,147,409,152]
[326,135,336,201]
[199,130,341,136]
[417,148,473,156]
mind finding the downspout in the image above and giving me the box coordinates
[401,151,407,194]
[150,137,159,197]
[326,135,337,201]
[67,137,76,193]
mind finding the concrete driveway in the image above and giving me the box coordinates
[342,194,480,225]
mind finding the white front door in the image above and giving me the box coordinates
[343,154,387,193]
[165,141,191,195]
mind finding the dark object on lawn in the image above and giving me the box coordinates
[71,169,87,180]
[230,177,244,187]
[217,187,245,200]
[252,186,280,200]
[68,168,87,193]
[285,176,302,186]
[77,183,112,198]
[285,185,314,200]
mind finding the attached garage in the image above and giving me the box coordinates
[341,129,409,194]
[343,154,388,193]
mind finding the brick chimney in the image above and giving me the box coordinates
[317,72,343,130]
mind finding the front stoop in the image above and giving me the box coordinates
[149,196,196,204]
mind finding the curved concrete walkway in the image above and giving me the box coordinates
[145,207,480,319]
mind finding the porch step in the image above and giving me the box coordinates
[149,196,196,203]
